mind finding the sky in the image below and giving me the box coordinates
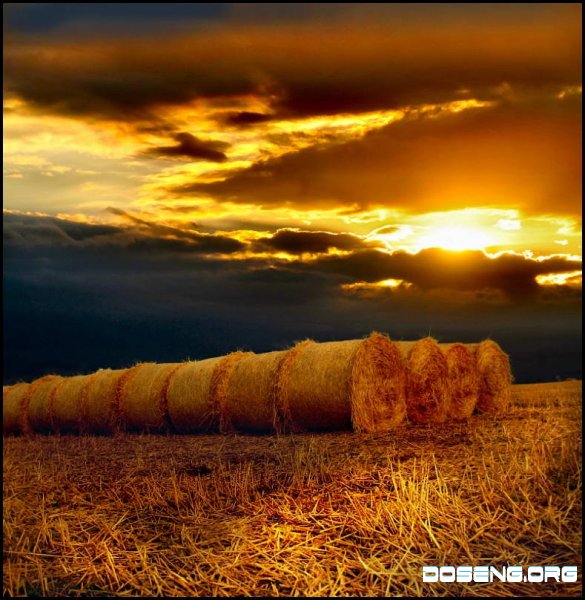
[3,3,582,384]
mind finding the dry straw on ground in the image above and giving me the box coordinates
[50,374,94,433]
[3,382,581,597]
[473,339,512,413]
[224,350,288,433]
[439,343,480,420]
[81,369,127,434]
[118,363,183,432]
[25,376,64,434]
[3,383,29,435]
[278,333,407,433]
[396,338,449,425]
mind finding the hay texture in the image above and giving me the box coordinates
[473,340,512,414]
[224,350,288,433]
[50,374,94,433]
[396,338,449,425]
[350,334,407,432]
[167,352,249,433]
[25,375,64,434]
[3,383,29,435]
[440,343,480,420]
[118,363,183,432]
[167,359,220,433]
[278,333,407,433]
[81,369,127,434]
[209,352,251,433]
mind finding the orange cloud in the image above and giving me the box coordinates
[4,7,580,122]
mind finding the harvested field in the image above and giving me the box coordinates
[3,381,581,597]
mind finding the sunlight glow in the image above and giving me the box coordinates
[341,279,410,294]
[536,271,582,286]
[415,226,494,251]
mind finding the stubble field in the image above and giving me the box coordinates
[3,381,582,597]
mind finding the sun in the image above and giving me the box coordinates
[416,226,494,251]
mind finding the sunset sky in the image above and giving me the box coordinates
[3,3,582,383]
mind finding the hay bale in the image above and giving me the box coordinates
[351,334,407,432]
[210,352,252,433]
[278,333,407,433]
[25,375,64,433]
[273,340,313,433]
[396,338,449,425]
[473,340,512,414]
[3,383,29,435]
[118,362,183,432]
[439,343,480,420]
[81,368,127,434]
[167,359,220,433]
[224,350,289,433]
[167,352,250,433]
[51,374,94,433]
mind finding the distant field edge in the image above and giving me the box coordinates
[512,380,582,406]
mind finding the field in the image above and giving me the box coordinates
[3,381,582,597]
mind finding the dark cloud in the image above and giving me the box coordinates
[5,4,572,37]
[145,132,229,162]
[4,223,581,385]
[254,228,375,254]
[3,211,244,255]
[222,111,273,126]
[105,207,244,253]
[293,248,582,300]
[3,4,229,36]
[369,225,401,236]
[176,98,581,216]
[4,213,581,298]
[2,213,120,246]
[4,6,580,121]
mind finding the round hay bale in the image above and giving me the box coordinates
[3,383,29,435]
[50,374,94,433]
[473,340,512,414]
[25,375,64,434]
[351,333,407,432]
[278,333,407,433]
[167,358,221,433]
[81,368,127,434]
[224,350,289,433]
[209,351,251,433]
[118,362,183,432]
[440,343,480,420]
[396,338,449,425]
[273,340,313,434]
[167,352,250,434]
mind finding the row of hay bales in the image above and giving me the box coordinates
[3,334,512,436]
